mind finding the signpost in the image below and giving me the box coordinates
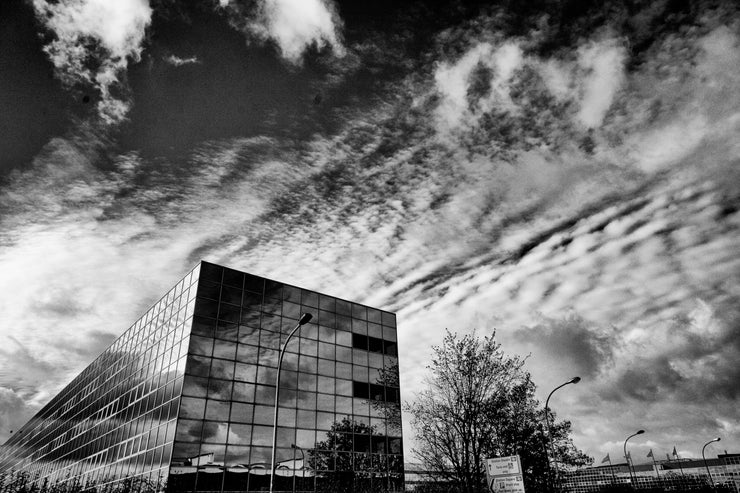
[486,455,526,493]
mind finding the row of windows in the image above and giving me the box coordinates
[186,340,397,377]
[194,297,397,342]
[352,381,400,404]
[22,353,187,463]
[182,373,398,402]
[47,451,172,488]
[57,467,169,492]
[168,469,404,493]
[171,443,404,471]
[181,372,399,413]
[191,316,396,350]
[197,291,396,333]
[352,333,398,357]
[178,394,398,423]
[4,357,186,475]
[173,419,403,454]
[198,262,396,327]
[17,396,182,484]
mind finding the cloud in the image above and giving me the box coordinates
[600,300,740,403]
[164,54,200,66]
[223,0,344,64]
[514,315,614,379]
[0,388,39,445]
[433,42,524,136]
[575,37,627,128]
[31,0,152,123]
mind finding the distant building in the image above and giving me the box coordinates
[0,261,404,492]
[404,463,454,491]
[562,454,740,492]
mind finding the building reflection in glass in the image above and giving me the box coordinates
[0,261,403,493]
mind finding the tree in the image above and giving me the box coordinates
[407,330,591,493]
[308,417,378,493]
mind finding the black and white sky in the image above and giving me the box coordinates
[1,0,739,464]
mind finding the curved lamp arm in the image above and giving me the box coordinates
[269,313,312,493]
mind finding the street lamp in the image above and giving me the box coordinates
[291,443,306,493]
[543,377,581,492]
[291,443,305,465]
[623,430,645,484]
[702,437,721,492]
[269,313,313,493]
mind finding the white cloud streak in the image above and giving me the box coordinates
[575,37,627,128]
[164,54,201,67]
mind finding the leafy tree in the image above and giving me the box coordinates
[307,417,378,493]
[371,363,403,436]
[407,330,592,493]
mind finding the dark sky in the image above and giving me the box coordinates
[1,0,739,464]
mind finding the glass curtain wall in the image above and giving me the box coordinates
[169,261,403,493]
[0,264,199,493]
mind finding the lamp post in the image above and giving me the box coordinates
[291,443,305,464]
[543,377,581,492]
[269,313,313,493]
[623,430,645,485]
[702,437,720,492]
[290,443,306,493]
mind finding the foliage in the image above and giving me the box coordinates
[372,363,403,435]
[0,469,164,493]
[407,330,592,493]
[306,417,376,493]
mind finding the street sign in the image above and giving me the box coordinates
[486,455,526,493]
[490,475,525,493]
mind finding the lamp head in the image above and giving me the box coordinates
[298,313,313,325]
[714,437,721,443]
[636,429,645,435]
[570,377,581,384]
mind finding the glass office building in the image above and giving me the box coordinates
[0,261,403,493]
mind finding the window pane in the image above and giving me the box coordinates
[188,335,213,357]
[207,379,233,401]
[179,397,205,419]
[232,382,255,403]
[318,358,334,377]
[336,330,352,347]
[210,359,235,380]
[230,402,253,424]
[220,285,242,305]
[182,375,208,398]
[227,424,252,446]
[213,340,237,360]
[253,405,273,425]
[185,355,210,377]
[234,362,257,383]
[202,421,228,443]
[205,400,231,421]
[351,304,367,320]
[174,419,203,443]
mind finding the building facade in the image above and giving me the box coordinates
[0,261,403,493]
[562,454,740,493]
